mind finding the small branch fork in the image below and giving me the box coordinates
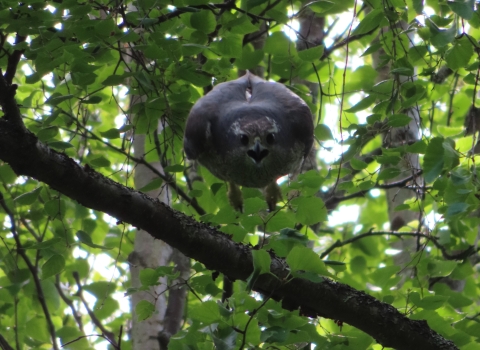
[319,229,477,260]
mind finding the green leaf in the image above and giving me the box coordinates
[246,249,271,291]
[82,96,102,104]
[0,164,17,184]
[44,199,66,219]
[236,46,265,70]
[45,94,75,106]
[164,164,185,172]
[14,187,43,205]
[445,202,469,218]
[437,125,463,137]
[76,230,112,250]
[101,75,126,86]
[428,20,456,47]
[243,0,269,10]
[37,126,59,142]
[306,0,335,13]
[387,114,412,127]
[370,266,401,287]
[292,196,327,225]
[25,72,41,84]
[378,167,402,181]
[445,36,474,70]
[298,45,324,62]
[218,34,243,58]
[176,67,211,87]
[119,125,134,133]
[243,197,267,214]
[42,255,65,279]
[350,158,368,170]
[391,67,414,76]
[264,32,291,56]
[423,137,445,183]
[138,178,163,192]
[252,249,271,274]
[428,260,458,277]
[323,260,346,266]
[189,300,220,324]
[408,45,428,63]
[314,124,333,141]
[411,0,424,13]
[352,9,384,35]
[278,228,309,245]
[89,156,111,168]
[358,180,375,190]
[139,268,161,286]
[47,141,74,150]
[443,138,459,170]
[83,281,116,298]
[413,295,449,310]
[24,237,63,250]
[345,95,376,112]
[406,140,427,154]
[447,0,475,19]
[286,246,329,275]
[361,42,382,57]
[190,10,216,34]
[94,17,117,36]
[135,300,155,321]
[100,128,120,139]
[292,271,325,282]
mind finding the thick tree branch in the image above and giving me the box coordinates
[0,78,459,350]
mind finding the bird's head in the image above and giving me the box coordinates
[229,116,279,166]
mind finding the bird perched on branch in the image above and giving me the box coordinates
[184,71,314,211]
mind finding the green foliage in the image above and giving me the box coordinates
[1,0,480,348]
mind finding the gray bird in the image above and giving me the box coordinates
[184,71,314,211]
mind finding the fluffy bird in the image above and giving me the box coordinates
[184,71,314,211]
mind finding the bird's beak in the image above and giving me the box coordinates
[247,139,269,164]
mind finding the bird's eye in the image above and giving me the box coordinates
[266,133,275,145]
[240,134,249,145]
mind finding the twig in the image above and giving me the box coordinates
[0,192,59,350]
[72,272,119,348]
[320,229,477,260]
[324,171,423,209]
[238,296,271,350]
[54,276,84,332]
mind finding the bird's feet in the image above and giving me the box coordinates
[227,182,243,212]
[264,181,282,212]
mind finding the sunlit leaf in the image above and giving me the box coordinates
[14,187,43,205]
[76,230,112,250]
[42,255,65,279]
[135,300,155,321]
